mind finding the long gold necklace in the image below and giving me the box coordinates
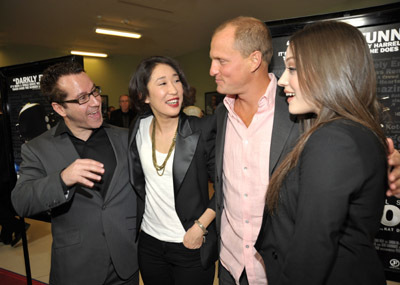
[152,117,178,176]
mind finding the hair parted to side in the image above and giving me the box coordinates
[128,56,190,115]
[213,16,273,65]
[40,61,84,105]
[266,20,388,213]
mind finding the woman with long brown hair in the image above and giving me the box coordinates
[255,21,388,285]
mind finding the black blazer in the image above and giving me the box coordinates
[212,86,299,247]
[109,108,135,128]
[128,112,218,268]
[255,120,387,285]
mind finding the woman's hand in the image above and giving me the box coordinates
[183,224,204,249]
[387,138,400,197]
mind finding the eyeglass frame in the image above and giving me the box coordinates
[59,86,102,105]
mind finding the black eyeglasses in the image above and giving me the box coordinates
[61,86,101,105]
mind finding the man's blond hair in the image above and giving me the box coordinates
[213,16,273,65]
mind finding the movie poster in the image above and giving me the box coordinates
[0,55,83,173]
[270,21,400,281]
[5,72,58,167]
[363,23,400,281]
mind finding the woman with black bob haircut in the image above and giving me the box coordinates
[255,21,388,285]
[128,56,217,285]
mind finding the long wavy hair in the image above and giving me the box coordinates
[266,21,388,213]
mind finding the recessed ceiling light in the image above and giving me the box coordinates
[70,51,108,58]
[95,28,141,39]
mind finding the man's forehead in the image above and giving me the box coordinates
[57,72,94,96]
[213,24,236,39]
[211,26,237,51]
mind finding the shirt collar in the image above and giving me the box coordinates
[54,120,106,138]
[224,73,277,113]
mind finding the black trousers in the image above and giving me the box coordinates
[138,231,215,285]
[218,262,249,285]
[103,258,139,285]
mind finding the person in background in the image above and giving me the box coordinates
[209,16,400,285]
[109,94,135,128]
[128,56,218,285]
[107,105,116,121]
[183,86,203,117]
[205,95,218,115]
[11,61,139,285]
[255,20,387,285]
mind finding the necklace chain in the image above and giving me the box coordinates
[151,117,178,176]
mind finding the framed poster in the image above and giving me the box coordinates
[101,95,109,119]
[0,55,83,216]
[205,91,224,115]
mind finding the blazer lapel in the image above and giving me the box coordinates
[103,126,124,202]
[52,125,103,200]
[215,104,227,184]
[128,114,147,201]
[51,127,80,167]
[269,87,297,175]
[173,114,199,195]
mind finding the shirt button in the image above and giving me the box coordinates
[244,140,248,145]
[244,167,247,171]
[245,245,249,248]
[244,193,248,197]
[245,220,249,224]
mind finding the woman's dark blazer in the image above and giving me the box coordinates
[128,112,218,269]
[255,120,387,285]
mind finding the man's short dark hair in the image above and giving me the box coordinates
[40,61,84,104]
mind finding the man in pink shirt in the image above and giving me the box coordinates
[209,16,400,285]
[210,16,299,285]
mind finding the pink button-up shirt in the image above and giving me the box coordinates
[220,74,277,285]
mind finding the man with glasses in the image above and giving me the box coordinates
[11,61,139,285]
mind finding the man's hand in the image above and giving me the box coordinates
[61,159,104,188]
[387,138,400,197]
[183,223,204,249]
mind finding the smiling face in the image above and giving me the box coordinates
[145,63,183,119]
[52,72,103,141]
[209,25,253,96]
[278,45,319,115]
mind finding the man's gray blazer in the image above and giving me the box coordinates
[12,123,138,285]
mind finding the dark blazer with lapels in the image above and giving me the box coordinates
[213,86,299,247]
[254,120,387,285]
[12,123,138,285]
[128,112,218,268]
